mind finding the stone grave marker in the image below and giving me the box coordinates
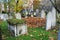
[0,14,8,21]
[46,12,52,30]
[36,9,39,17]
[41,10,45,18]
[51,7,56,28]
[15,13,21,19]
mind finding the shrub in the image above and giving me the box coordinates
[7,19,26,25]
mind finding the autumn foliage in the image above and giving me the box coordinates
[22,17,46,28]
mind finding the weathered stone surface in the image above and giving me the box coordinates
[8,24,27,36]
[46,8,56,30]
[46,12,52,30]
[15,13,21,19]
[41,9,45,18]
[0,14,8,21]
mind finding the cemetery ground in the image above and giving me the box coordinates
[1,21,58,40]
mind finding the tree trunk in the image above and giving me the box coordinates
[50,0,60,13]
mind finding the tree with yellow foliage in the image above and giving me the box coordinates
[8,0,28,13]
[33,0,41,10]
[14,0,25,13]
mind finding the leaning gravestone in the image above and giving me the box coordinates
[41,10,46,18]
[46,12,52,30]
[15,13,21,19]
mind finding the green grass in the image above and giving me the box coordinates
[1,21,58,40]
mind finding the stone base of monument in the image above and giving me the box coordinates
[8,24,27,36]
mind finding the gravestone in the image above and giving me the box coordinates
[31,14,33,17]
[46,8,56,30]
[31,12,33,17]
[46,12,52,30]
[51,7,56,27]
[36,9,39,17]
[15,13,21,19]
[21,24,27,34]
[41,10,45,18]
[3,14,8,20]
[0,14,8,21]
[33,12,36,17]
[8,23,27,36]
[25,11,28,18]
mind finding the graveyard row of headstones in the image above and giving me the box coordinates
[21,9,46,18]
[23,7,56,30]
[0,7,56,36]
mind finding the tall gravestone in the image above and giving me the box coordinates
[46,12,52,30]
[51,7,56,28]
[46,8,56,30]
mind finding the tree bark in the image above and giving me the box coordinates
[50,0,60,13]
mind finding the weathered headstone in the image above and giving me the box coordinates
[3,14,8,20]
[36,9,39,17]
[21,24,27,34]
[8,23,28,36]
[15,13,21,19]
[41,10,45,18]
[46,12,52,30]
[34,12,36,16]
[31,12,33,17]
[46,7,56,30]
[0,14,8,21]
[51,7,56,27]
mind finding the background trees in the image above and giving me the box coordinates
[33,0,41,10]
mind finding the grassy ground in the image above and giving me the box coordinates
[1,21,58,40]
